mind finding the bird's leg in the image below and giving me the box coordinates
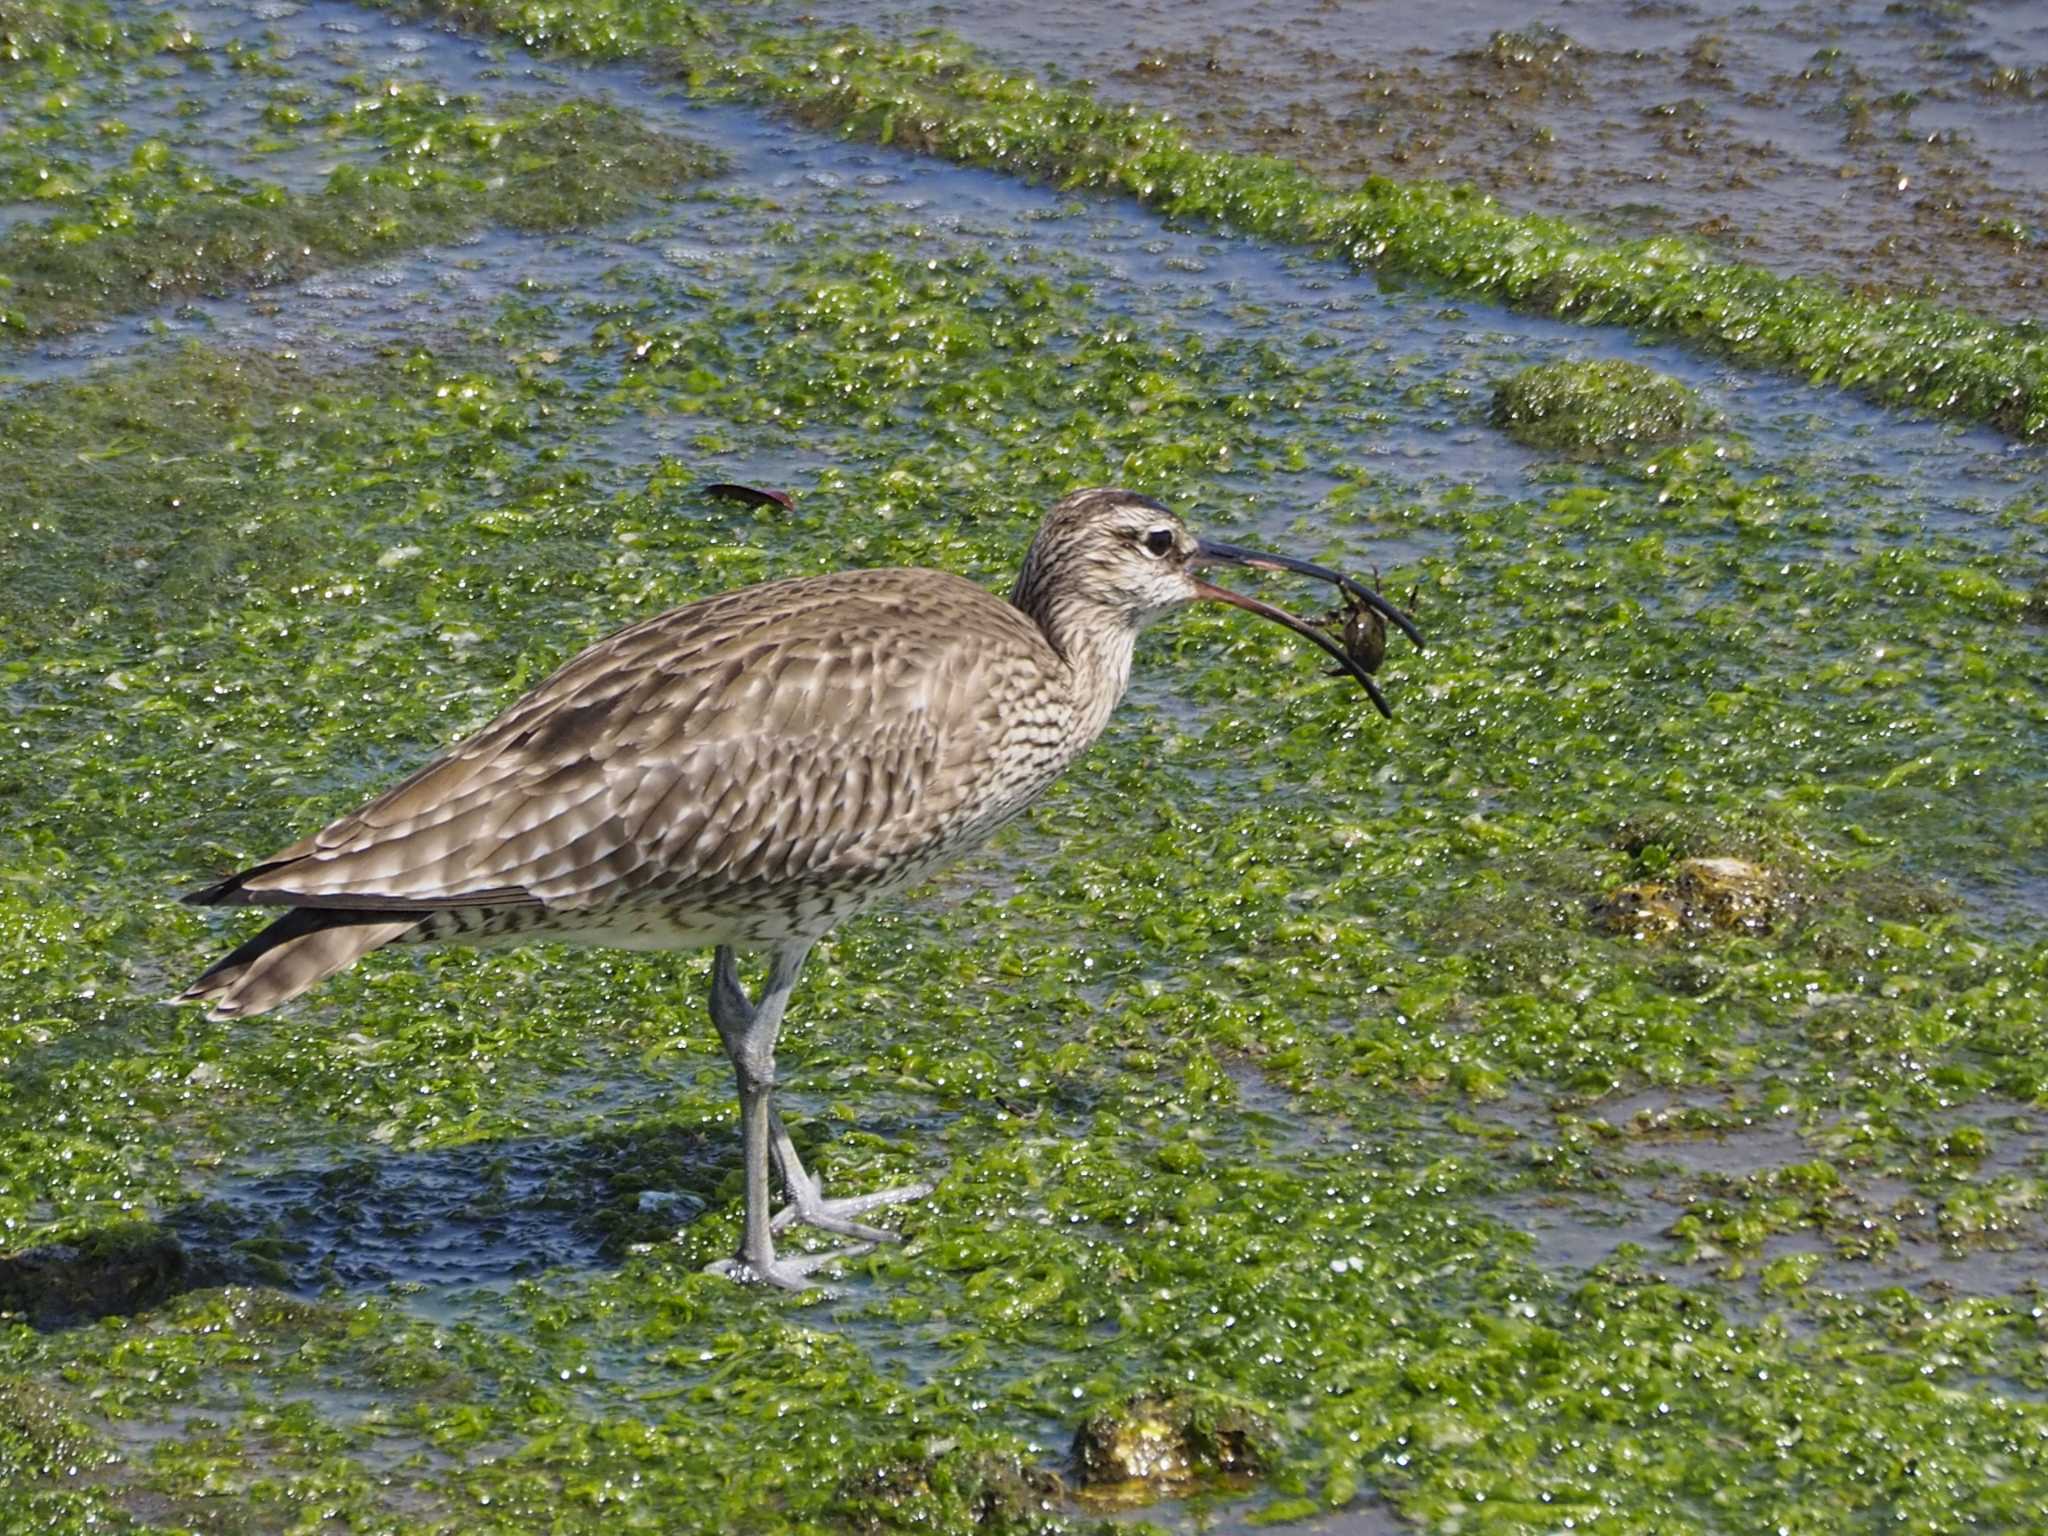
[702,942,867,1290]
[710,948,931,1248]
[766,1106,933,1244]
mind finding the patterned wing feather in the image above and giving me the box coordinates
[203,569,1059,916]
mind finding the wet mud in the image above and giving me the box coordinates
[808,0,2048,322]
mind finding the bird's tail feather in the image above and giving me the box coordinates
[179,908,419,1017]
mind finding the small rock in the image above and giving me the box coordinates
[1594,881,1684,939]
[635,1189,702,1217]
[1671,856,1785,933]
[1072,1392,1271,1505]
[1595,856,1789,940]
[0,1224,213,1328]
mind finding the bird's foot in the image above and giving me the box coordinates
[703,1242,875,1292]
[771,1178,934,1245]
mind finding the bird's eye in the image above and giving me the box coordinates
[1142,528,1176,557]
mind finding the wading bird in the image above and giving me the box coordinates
[180,488,1422,1288]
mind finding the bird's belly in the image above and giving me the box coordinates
[412,827,1010,955]
[418,892,854,954]
[407,763,1058,956]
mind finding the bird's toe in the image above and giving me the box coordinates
[703,1242,876,1291]
[771,1180,934,1244]
[771,1206,898,1244]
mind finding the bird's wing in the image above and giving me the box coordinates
[204,570,1056,912]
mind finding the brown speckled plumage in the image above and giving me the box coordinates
[179,487,1419,1286]
[182,561,1118,1014]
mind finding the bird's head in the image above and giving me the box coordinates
[1011,487,1424,717]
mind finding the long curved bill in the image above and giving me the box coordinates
[1191,537,1425,720]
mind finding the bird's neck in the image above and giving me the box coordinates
[1013,584,1140,748]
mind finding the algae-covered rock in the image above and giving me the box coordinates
[0,1375,113,1480]
[1595,856,1790,940]
[0,1222,218,1328]
[835,1447,1063,1532]
[1594,880,1686,940]
[1492,358,1714,454]
[1071,1392,1273,1505]
[1672,856,1785,933]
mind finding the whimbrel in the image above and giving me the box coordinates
[179,488,1422,1288]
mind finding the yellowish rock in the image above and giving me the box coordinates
[1594,881,1685,939]
[1071,1393,1269,1506]
[1595,856,1789,941]
[1672,856,1786,933]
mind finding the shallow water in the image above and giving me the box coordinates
[801,0,2048,321]
[4,1,2048,1531]
[17,0,2037,936]
[15,5,2041,605]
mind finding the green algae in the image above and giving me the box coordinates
[0,80,721,339]
[1491,357,1714,455]
[386,0,2048,439]
[0,349,357,638]
[0,6,2046,1532]
[4,262,2046,1530]
[0,0,189,76]
[0,1372,116,1535]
